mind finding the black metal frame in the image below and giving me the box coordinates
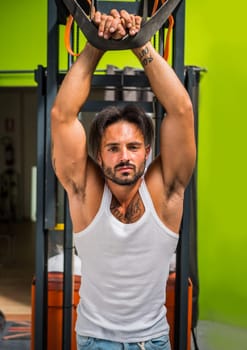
[34,65,48,350]
[34,1,201,349]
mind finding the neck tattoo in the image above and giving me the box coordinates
[110,193,144,224]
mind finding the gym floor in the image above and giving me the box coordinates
[0,221,34,320]
[0,263,32,322]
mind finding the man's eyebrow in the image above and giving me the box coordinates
[104,141,143,147]
[128,142,142,145]
[104,142,120,148]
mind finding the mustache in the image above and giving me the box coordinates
[115,161,135,170]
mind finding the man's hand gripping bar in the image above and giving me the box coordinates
[62,0,181,50]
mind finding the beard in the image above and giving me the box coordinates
[100,159,146,186]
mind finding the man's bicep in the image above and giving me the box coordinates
[51,118,88,190]
[160,111,196,189]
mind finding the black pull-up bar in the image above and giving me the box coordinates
[62,0,181,50]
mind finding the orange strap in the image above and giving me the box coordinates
[151,0,160,15]
[64,0,91,56]
[152,0,174,61]
[64,15,80,57]
[164,14,174,61]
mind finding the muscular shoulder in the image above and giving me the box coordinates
[144,156,184,233]
[145,155,185,198]
[65,156,102,199]
[68,157,105,232]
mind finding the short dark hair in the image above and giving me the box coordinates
[89,104,154,161]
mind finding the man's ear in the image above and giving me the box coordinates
[145,145,151,159]
[97,153,102,166]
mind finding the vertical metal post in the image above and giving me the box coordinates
[34,0,59,348]
[154,101,164,156]
[172,0,185,83]
[186,67,201,149]
[62,194,73,350]
[172,1,191,349]
[62,21,74,350]
[174,186,190,350]
[185,66,203,331]
[34,65,48,350]
[45,0,59,229]
[154,25,166,156]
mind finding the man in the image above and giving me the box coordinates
[51,9,196,350]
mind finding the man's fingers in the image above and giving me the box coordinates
[129,14,137,35]
[97,13,107,37]
[119,11,141,36]
[92,11,105,37]
[108,17,121,33]
[110,9,121,19]
[109,10,126,35]
[90,5,96,19]
[120,10,132,28]
[93,10,102,25]
[117,22,127,36]
[93,9,140,40]
[135,16,142,30]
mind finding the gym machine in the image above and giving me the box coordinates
[33,1,202,349]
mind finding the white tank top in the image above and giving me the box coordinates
[74,180,178,343]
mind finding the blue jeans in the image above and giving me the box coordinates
[76,334,171,350]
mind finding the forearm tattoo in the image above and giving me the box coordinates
[138,46,153,66]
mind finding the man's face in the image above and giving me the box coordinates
[97,121,150,186]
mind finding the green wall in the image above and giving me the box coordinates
[1,0,246,329]
[0,1,47,86]
[185,0,247,328]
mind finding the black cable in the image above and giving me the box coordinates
[192,328,200,350]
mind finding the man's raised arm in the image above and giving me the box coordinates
[51,43,104,193]
[133,42,196,191]
[51,9,141,195]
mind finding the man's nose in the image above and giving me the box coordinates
[120,147,129,161]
